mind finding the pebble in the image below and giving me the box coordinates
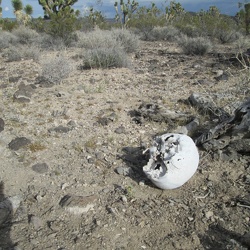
[29,215,43,230]
[32,163,49,174]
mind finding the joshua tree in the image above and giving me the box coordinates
[11,0,33,25]
[114,0,139,28]
[165,0,185,23]
[38,0,78,18]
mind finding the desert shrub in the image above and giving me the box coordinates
[129,5,166,40]
[216,30,242,44]
[12,25,40,45]
[145,26,180,41]
[34,33,66,50]
[178,35,212,55]
[40,56,74,84]
[3,45,40,62]
[77,29,117,49]
[111,28,139,53]
[82,48,129,69]
[77,29,139,53]
[0,31,19,49]
[174,11,241,40]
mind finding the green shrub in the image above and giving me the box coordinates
[44,8,80,46]
[82,47,129,69]
[40,56,74,84]
[1,19,18,31]
[178,35,212,55]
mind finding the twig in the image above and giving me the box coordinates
[237,203,250,209]
[194,190,210,200]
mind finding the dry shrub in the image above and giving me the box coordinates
[40,55,74,84]
[77,29,135,69]
[178,35,212,55]
[3,45,41,62]
[0,31,19,49]
[82,47,129,69]
[12,26,40,45]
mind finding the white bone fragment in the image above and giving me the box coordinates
[143,133,199,189]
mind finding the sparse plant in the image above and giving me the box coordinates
[3,45,40,61]
[178,35,212,55]
[217,30,242,44]
[129,4,166,40]
[0,31,18,49]
[40,55,74,84]
[111,28,139,52]
[12,26,39,45]
[82,47,129,69]
[145,25,180,41]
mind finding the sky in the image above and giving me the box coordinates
[1,0,240,18]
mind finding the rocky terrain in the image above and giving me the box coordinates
[0,40,249,249]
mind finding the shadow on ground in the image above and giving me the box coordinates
[118,146,157,188]
[199,224,250,250]
[0,181,14,249]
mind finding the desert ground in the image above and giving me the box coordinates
[0,37,249,249]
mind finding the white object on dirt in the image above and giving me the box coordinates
[143,133,199,189]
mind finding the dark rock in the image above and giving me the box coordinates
[0,118,4,133]
[214,73,229,81]
[48,125,72,133]
[195,79,214,85]
[8,137,31,151]
[32,163,49,174]
[35,76,54,88]
[9,76,21,83]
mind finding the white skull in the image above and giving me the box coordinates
[143,133,199,189]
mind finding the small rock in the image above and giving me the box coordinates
[115,166,132,176]
[9,76,21,83]
[0,118,4,133]
[48,125,72,133]
[115,126,126,134]
[214,73,229,81]
[59,194,98,215]
[8,137,31,151]
[29,215,43,230]
[205,210,214,219]
[32,163,49,174]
